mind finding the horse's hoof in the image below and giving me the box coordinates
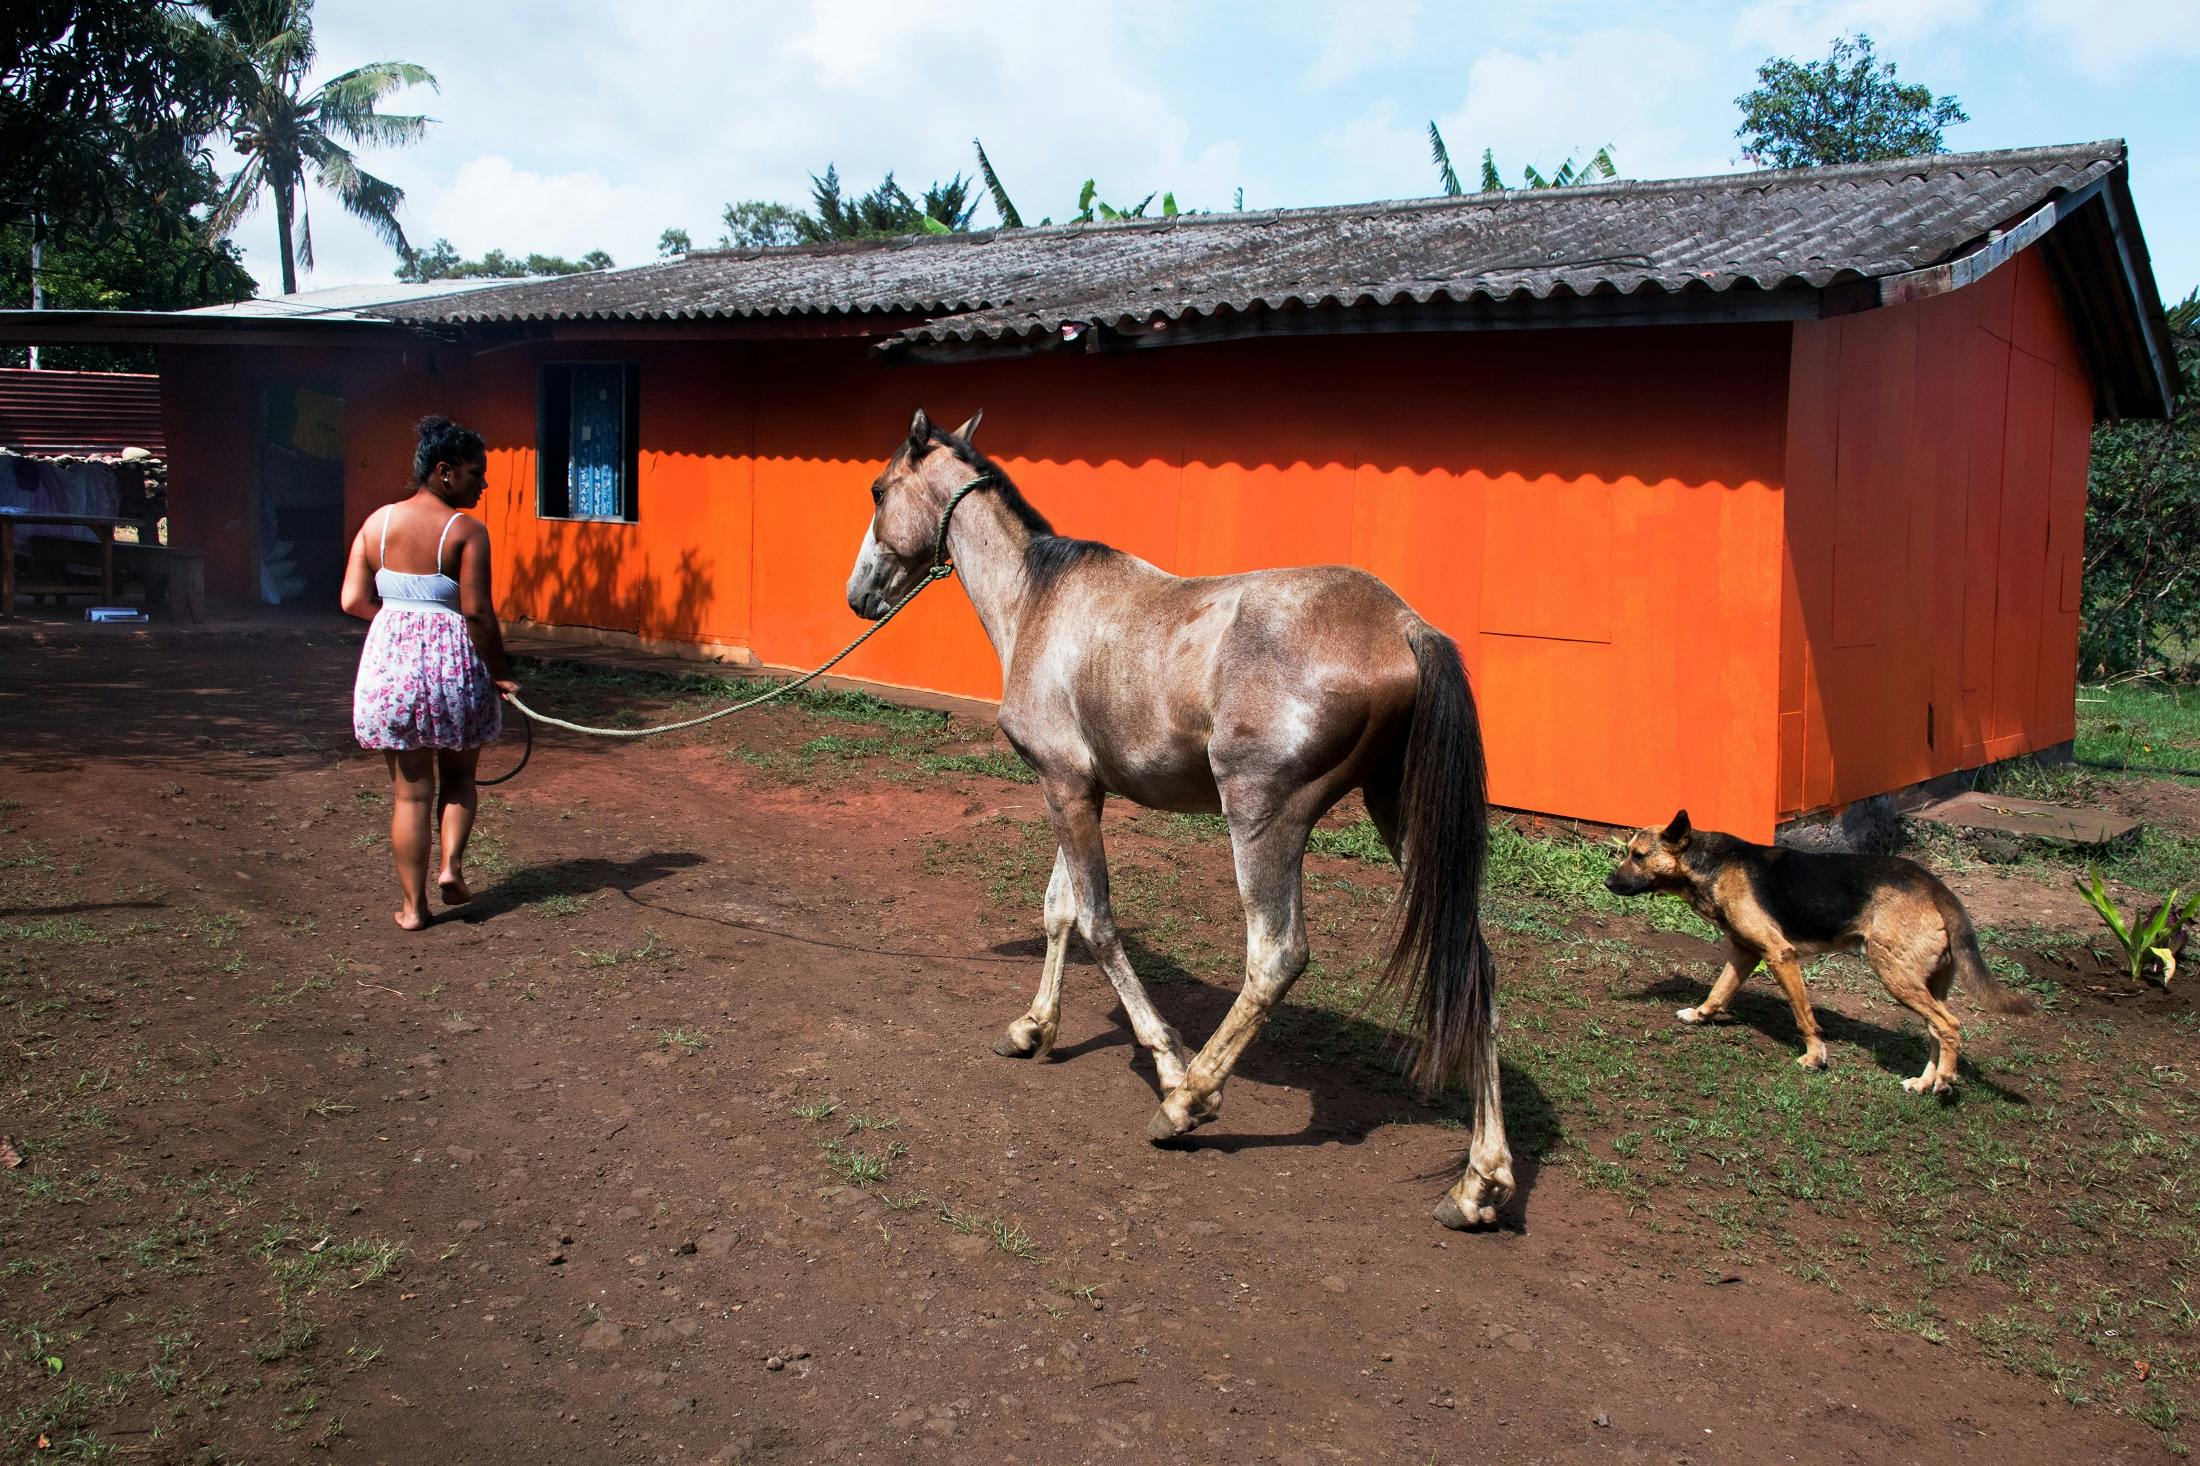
[1433,1193,1497,1230]
[1146,1102,1206,1144]
[992,1022,1055,1060]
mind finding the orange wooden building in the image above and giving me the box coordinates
[6,143,2175,840]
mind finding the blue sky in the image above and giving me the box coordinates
[223,0,2200,304]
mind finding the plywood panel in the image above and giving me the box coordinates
[1990,349,2056,744]
[1479,474,1613,643]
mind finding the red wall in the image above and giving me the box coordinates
[1778,247,2094,817]
[163,321,1804,835]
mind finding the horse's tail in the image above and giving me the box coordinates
[1932,885,2034,1015]
[1381,625,1497,1098]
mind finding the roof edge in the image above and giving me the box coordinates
[678,139,2132,265]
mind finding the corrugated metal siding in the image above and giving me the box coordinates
[0,368,165,457]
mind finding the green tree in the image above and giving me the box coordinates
[974,138,1022,228]
[719,199,806,249]
[1,2,237,238]
[395,239,612,282]
[716,166,978,249]
[203,0,436,294]
[657,227,689,258]
[1734,33,1966,169]
[3,0,248,352]
[1425,123,1617,194]
[806,165,975,240]
[2081,291,2200,678]
[969,139,1199,228]
[2,203,255,370]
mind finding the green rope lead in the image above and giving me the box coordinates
[500,473,988,741]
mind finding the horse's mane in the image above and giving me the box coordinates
[926,428,1116,592]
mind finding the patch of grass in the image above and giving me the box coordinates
[1976,756,2099,804]
[2090,827,2200,902]
[789,1098,840,1122]
[657,1028,707,1054]
[0,916,100,944]
[1308,817,1391,863]
[936,1202,1041,1261]
[515,659,951,736]
[823,1139,906,1186]
[922,816,1057,911]
[914,748,1036,783]
[534,892,588,918]
[1485,822,1719,939]
[2077,680,2200,779]
[258,975,327,1007]
[468,830,515,878]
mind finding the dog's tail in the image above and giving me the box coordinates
[1380,625,1497,1098]
[1933,885,2035,1015]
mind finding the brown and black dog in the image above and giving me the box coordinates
[1605,810,2032,1094]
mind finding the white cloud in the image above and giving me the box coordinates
[1731,0,1987,57]
[2014,0,2200,82]
[222,0,1246,291]
[1425,28,1733,189]
[200,0,2200,299]
[1303,0,1422,89]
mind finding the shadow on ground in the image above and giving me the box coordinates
[1619,974,2035,1104]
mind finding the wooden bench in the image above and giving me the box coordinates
[0,511,137,619]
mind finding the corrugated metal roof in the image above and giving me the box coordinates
[376,143,2126,344]
[182,278,512,322]
[0,368,164,457]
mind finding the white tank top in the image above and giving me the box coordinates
[373,508,465,616]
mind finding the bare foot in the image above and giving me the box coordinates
[394,907,431,931]
[437,873,472,906]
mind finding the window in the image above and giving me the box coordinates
[536,362,640,521]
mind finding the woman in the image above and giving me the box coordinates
[340,416,518,930]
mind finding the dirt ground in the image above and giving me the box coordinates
[1,628,2190,1464]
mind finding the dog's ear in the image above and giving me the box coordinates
[907,408,933,454]
[1659,809,1693,849]
[951,408,983,443]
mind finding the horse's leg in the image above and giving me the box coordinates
[993,848,1073,1060]
[1148,797,1314,1141]
[1434,1031,1513,1229]
[1044,782,1193,1092]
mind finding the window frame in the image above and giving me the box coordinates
[534,360,641,523]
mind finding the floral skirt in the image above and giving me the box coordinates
[353,609,502,751]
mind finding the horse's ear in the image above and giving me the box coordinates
[952,409,983,443]
[1660,809,1693,849]
[907,408,932,453]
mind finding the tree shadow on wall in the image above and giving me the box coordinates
[502,520,716,648]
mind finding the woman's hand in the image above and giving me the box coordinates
[495,679,522,699]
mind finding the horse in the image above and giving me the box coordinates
[845,409,1514,1228]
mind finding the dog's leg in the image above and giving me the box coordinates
[1883,946,1961,1096]
[1764,952,1828,1070]
[1678,940,1754,1025]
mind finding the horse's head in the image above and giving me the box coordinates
[845,407,984,619]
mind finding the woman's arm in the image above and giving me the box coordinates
[454,517,515,688]
[338,514,380,620]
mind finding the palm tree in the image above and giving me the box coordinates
[205,0,436,294]
[1427,122,1617,195]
